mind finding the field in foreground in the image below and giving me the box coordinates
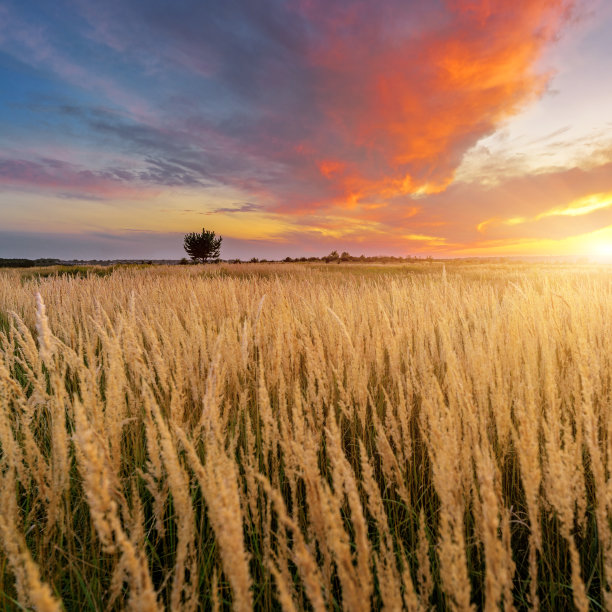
[0,262,611,611]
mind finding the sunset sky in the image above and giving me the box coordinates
[1,0,611,259]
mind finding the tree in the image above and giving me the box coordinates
[183,228,222,263]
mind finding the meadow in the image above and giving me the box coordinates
[0,262,611,611]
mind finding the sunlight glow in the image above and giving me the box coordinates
[589,241,612,263]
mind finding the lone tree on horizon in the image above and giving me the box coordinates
[183,228,222,263]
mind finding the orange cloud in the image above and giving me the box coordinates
[281,0,575,213]
[317,159,346,178]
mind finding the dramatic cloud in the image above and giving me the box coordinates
[272,0,578,211]
[1,0,610,258]
[3,0,576,208]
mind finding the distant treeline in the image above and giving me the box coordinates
[2,254,585,268]
[0,258,61,268]
[219,251,435,264]
[220,251,584,264]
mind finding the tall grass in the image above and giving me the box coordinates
[0,263,611,610]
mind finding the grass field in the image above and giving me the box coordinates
[0,262,611,610]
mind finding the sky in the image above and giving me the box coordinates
[0,0,611,260]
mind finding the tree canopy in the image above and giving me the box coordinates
[183,228,222,263]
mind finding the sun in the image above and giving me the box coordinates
[590,241,612,263]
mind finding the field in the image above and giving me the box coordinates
[0,262,611,611]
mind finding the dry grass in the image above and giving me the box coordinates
[0,262,611,610]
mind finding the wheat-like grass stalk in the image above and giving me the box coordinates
[1,263,611,609]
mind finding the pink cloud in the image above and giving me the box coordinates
[0,158,156,200]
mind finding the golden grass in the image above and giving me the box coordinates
[0,262,611,610]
